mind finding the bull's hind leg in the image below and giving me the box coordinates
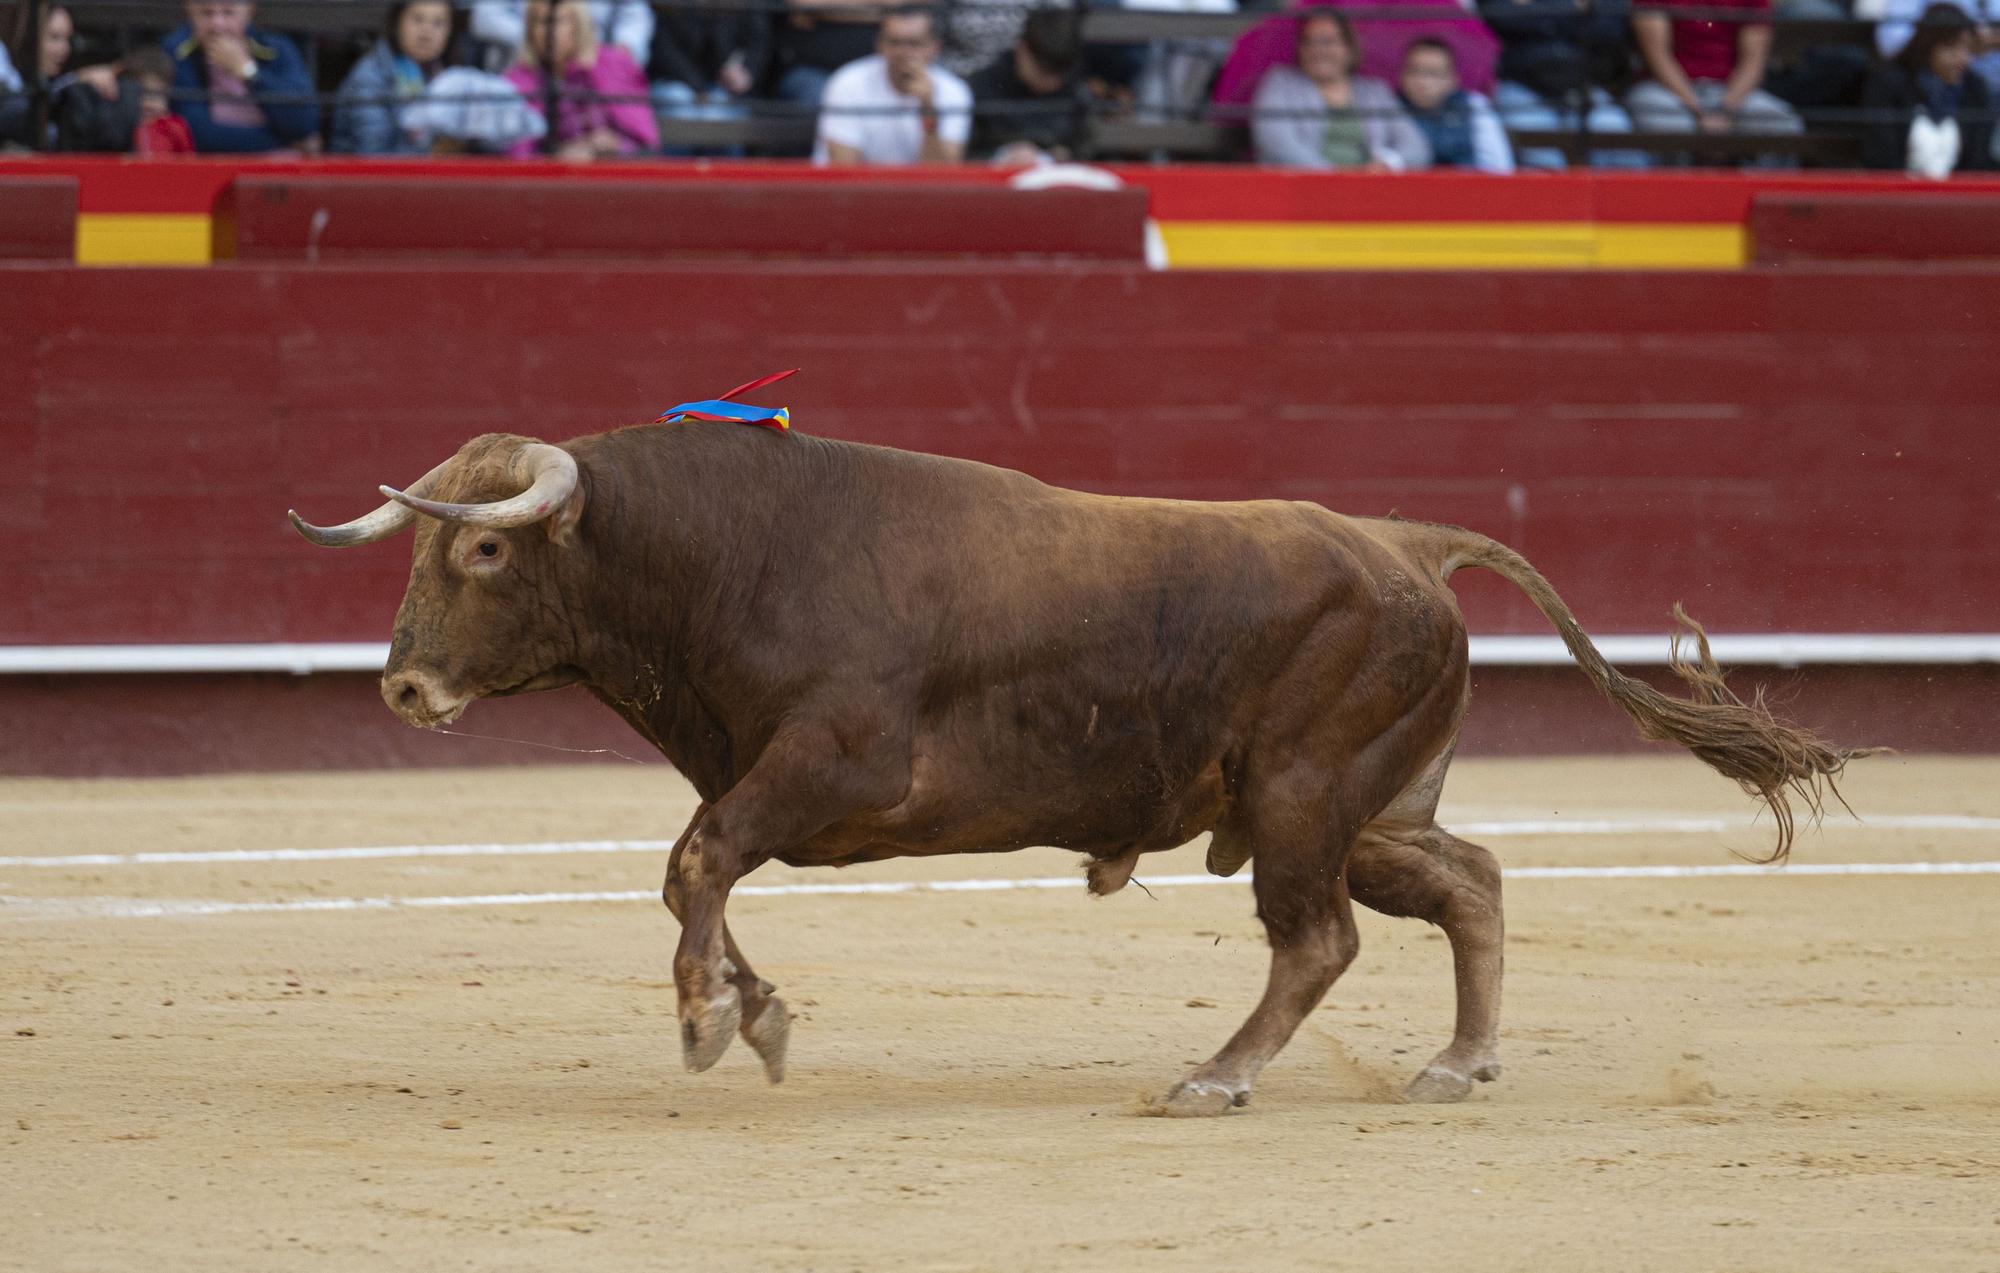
[662,807,790,1082]
[1348,823,1504,1103]
[1149,794,1361,1117]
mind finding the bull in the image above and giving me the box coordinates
[291,421,1863,1115]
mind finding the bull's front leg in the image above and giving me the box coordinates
[662,733,898,1079]
[663,808,791,1081]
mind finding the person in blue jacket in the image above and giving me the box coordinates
[162,0,318,152]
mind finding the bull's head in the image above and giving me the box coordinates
[289,434,588,729]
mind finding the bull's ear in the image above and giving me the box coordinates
[543,471,588,547]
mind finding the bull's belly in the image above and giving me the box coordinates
[783,750,1232,868]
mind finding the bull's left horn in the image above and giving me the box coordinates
[380,443,578,529]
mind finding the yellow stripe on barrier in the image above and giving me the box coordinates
[1157,220,1745,271]
[76,214,212,266]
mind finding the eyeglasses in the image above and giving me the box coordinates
[880,35,934,49]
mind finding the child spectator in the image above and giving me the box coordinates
[815,6,972,164]
[969,7,1087,161]
[1251,10,1430,170]
[161,0,319,152]
[129,45,195,153]
[504,0,656,158]
[1478,0,1645,169]
[332,0,459,154]
[1215,0,1499,117]
[1874,0,2000,95]
[1396,36,1513,172]
[1625,0,1804,144]
[1861,2,1995,174]
[647,6,770,150]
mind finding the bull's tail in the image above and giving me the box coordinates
[1424,526,1877,865]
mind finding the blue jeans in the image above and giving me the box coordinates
[775,65,831,106]
[1493,81,1649,171]
[651,81,751,156]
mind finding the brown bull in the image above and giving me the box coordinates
[292,422,1863,1115]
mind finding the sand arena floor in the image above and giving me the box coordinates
[2,754,1997,1272]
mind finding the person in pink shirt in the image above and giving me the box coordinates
[504,0,657,158]
[1625,0,1802,145]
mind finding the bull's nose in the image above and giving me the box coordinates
[380,668,457,725]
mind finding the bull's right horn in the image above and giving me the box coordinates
[379,443,578,530]
[288,458,453,547]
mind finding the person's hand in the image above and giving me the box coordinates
[75,63,119,99]
[1697,109,1731,134]
[718,54,752,96]
[557,137,598,161]
[588,126,623,156]
[202,32,252,77]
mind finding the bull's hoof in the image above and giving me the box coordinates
[1403,1060,1499,1104]
[1142,1079,1247,1118]
[680,984,742,1073]
[742,995,791,1085]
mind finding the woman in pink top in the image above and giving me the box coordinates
[504,0,658,158]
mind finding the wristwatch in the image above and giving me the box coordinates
[239,58,257,79]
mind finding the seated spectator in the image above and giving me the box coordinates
[1396,37,1513,172]
[940,0,1046,80]
[648,6,770,151]
[332,0,461,154]
[1,3,94,148]
[472,0,651,68]
[1862,2,1995,173]
[1625,0,1803,146]
[1875,0,2000,94]
[815,6,972,164]
[1479,0,1645,169]
[773,0,882,108]
[129,46,196,154]
[969,8,1088,161]
[52,43,188,152]
[504,0,656,158]
[161,0,319,153]
[1215,0,1498,118]
[1251,10,1430,170]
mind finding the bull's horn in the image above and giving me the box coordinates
[288,458,453,547]
[379,443,578,529]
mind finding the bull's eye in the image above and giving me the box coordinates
[478,541,499,558]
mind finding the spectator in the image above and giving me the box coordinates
[648,6,770,150]
[1625,0,1803,144]
[52,43,183,152]
[773,0,882,108]
[129,45,196,154]
[161,0,319,152]
[504,0,657,158]
[332,0,461,154]
[1215,0,1500,117]
[1,4,103,148]
[472,0,651,68]
[969,7,1088,160]
[940,0,1045,79]
[815,6,972,163]
[1396,36,1513,172]
[1251,10,1430,170]
[1861,2,1995,173]
[1876,0,2000,93]
[1479,0,1645,169]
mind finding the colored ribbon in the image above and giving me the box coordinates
[656,369,799,430]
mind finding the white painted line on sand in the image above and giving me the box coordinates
[4,814,1995,870]
[5,861,1999,921]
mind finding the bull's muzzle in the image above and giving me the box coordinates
[380,668,467,729]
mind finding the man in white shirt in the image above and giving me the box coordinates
[814,6,972,164]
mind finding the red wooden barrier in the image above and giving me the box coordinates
[218,177,1150,262]
[0,176,77,259]
[1751,193,2000,263]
